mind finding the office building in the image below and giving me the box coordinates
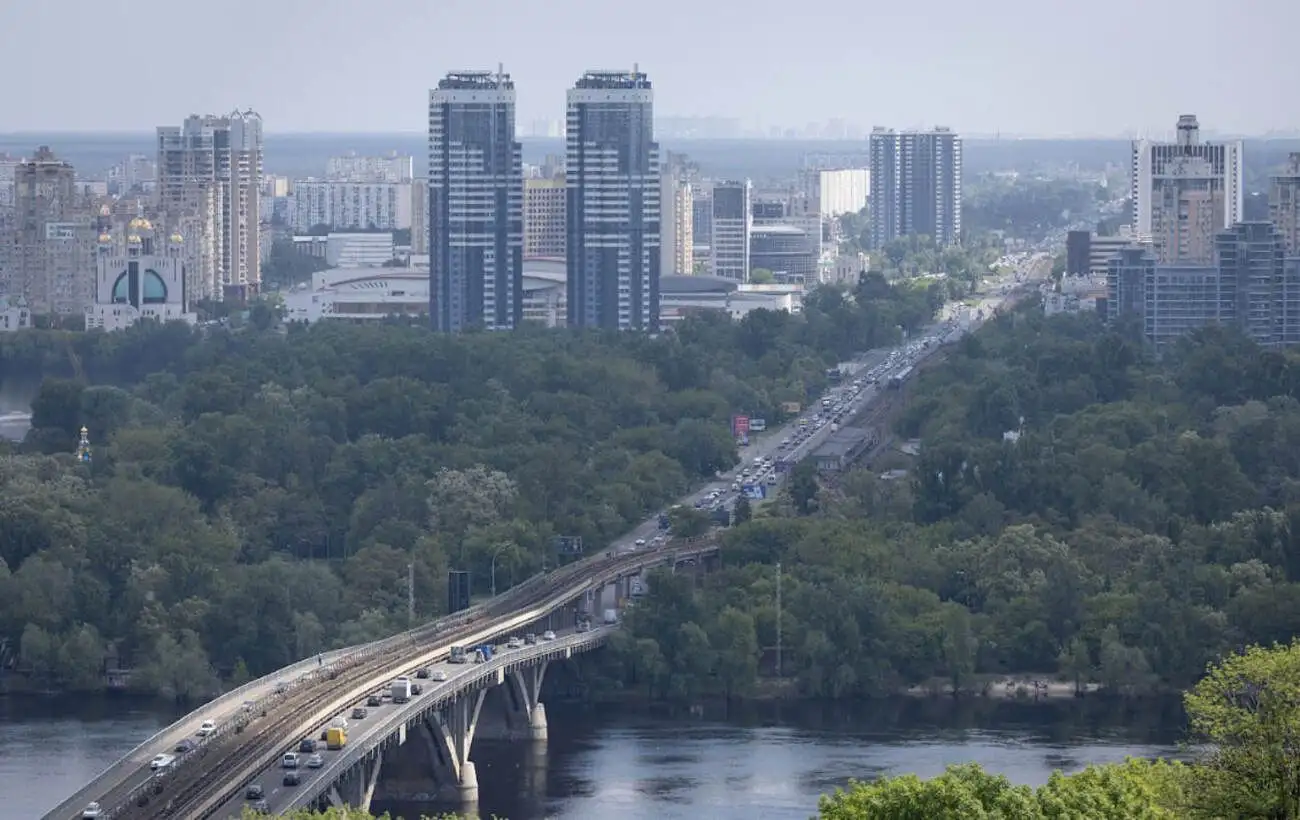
[85,218,196,331]
[1131,115,1242,264]
[691,185,713,271]
[326,154,414,184]
[524,177,566,258]
[1216,222,1288,346]
[565,68,660,330]
[5,147,97,314]
[156,111,264,300]
[428,69,524,332]
[289,181,412,233]
[750,225,816,282]
[868,127,962,248]
[1067,228,1146,279]
[1271,153,1300,257]
[710,180,751,280]
[660,170,693,276]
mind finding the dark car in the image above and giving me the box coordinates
[411,683,423,696]
[298,738,317,754]
[366,694,382,707]
[415,667,431,679]
[253,799,269,812]
[173,739,196,754]
[245,784,264,800]
[351,706,368,720]
[283,770,301,787]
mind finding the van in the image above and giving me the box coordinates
[282,752,300,769]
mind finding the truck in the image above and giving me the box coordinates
[603,608,618,625]
[390,677,412,703]
[326,726,347,750]
[474,644,494,663]
[448,646,468,664]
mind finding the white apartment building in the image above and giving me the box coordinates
[802,168,869,217]
[326,154,414,183]
[290,181,413,233]
[156,110,264,300]
[1131,115,1242,264]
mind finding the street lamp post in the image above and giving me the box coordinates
[490,545,510,597]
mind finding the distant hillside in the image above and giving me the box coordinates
[2,132,1297,185]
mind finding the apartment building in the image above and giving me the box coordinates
[290,181,413,233]
[660,171,693,276]
[868,126,962,248]
[524,177,566,258]
[156,110,264,300]
[428,69,523,332]
[710,180,751,280]
[326,154,414,184]
[4,147,97,314]
[565,68,660,330]
[1271,153,1300,257]
[1131,115,1242,264]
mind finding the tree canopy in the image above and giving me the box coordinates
[0,275,931,695]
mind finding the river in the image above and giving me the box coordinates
[2,696,1185,819]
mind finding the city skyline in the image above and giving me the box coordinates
[5,0,1298,136]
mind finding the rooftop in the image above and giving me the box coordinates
[661,275,738,295]
[813,426,871,459]
[438,70,514,91]
[575,70,651,90]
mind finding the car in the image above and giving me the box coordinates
[367,694,382,707]
[415,667,431,679]
[81,802,102,818]
[298,738,318,753]
[196,720,216,737]
[245,784,264,800]
[282,752,300,769]
[253,799,270,812]
[351,706,368,720]
[525,633,538,645]
[431,669,448,682]
[411,683,423,695]
[150,754,174,771]
[542,630,556,641]
[307,753,324,768]
[173,739,196,754]
[634,538,646,546]
[507,637,523,649]
[283,770,301,787]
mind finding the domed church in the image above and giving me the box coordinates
[85,215,197,331]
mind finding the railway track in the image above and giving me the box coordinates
[114,545,666,820]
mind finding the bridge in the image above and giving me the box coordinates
[46,537,720,820]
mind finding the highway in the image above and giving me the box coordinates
[212,627,610,818]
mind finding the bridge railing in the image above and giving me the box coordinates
[283,627,617,811]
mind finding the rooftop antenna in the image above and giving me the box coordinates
[634,62,640,85]
[497,62,504,85]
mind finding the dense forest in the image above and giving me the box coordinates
[0,275,940,697]
[599,308,1300,700]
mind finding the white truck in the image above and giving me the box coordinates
[603,608,618,625]
[391,676,412,703]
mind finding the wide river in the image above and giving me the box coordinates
[2,695,1185,819]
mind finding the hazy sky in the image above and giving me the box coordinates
[4,0,1297,136]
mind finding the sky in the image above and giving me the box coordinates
[3,0,1298,137]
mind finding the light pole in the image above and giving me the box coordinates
[490,544,511,597]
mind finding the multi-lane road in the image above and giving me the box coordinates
[211,627,608,818]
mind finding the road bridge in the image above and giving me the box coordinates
[53,538,718,820]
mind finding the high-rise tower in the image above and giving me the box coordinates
[1130,115,1242,264]
[1271,153,1300,258]
[156,111,263,300]
[427,68,523,332]
[565,68,660,331]
[868,127,962,248]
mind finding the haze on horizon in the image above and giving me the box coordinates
[3,0,1297,137]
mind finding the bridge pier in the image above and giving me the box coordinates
[424,687,487,801]
[327,751,383,812]
[506,662,549,741]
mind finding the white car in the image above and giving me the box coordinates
[196,720,216,737]
[82,803,102,819]
[431,669,448,682]
[634,538,646,546]
[542,630,557,641]
[150,754,174,771]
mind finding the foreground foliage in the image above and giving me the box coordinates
[0,276,937,695]
[598,309,1300,700]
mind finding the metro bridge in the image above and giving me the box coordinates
[45,537,720,820]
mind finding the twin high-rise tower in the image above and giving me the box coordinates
[427,67,660,332]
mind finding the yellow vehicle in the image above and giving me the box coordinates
[326,726,347,750]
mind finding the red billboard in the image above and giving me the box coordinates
[732,415,750,440]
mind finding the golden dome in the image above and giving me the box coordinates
[97,233,112,244]
[128,216,152,231]
[127,234,142,244]
[169,232,185,244]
